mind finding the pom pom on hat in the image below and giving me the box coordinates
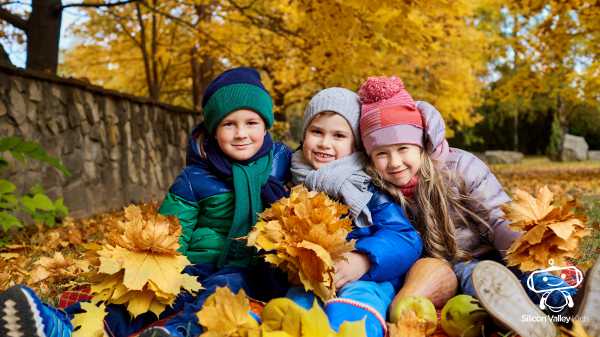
[358,76,405,104]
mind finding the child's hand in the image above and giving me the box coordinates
[333,252,371,289]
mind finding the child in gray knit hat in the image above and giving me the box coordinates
[287,87,423,337]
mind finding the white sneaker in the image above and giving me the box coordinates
[472,260,558,337]
[577,258,600,337]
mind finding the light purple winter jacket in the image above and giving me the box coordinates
[417,101,521,258]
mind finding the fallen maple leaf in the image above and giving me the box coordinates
[248,185,355,301]
[71,301,107,337]
[504,187,590,272]
[261,297,366,337]
[88,205,202,317]
[198,287,260,337]
[30,252,89,284]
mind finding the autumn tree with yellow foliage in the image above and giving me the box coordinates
[61,0,493,136]
[479,1,600,152]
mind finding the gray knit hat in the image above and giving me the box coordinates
[302,87,361,146]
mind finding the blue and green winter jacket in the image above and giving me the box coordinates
[159,126,292,267]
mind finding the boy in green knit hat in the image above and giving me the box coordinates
[143,66,293,337]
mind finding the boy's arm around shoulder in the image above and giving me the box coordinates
[453,149,520,256]
[158,167,201,256]
[349,189,423,283]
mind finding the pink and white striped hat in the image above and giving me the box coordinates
[358,76,423,154]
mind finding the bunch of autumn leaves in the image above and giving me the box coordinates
[71,206,203,337]
[503,186,591,272]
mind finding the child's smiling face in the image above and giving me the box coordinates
[302,112,355,169]
[215,109,266,161]
[370,143,422,187]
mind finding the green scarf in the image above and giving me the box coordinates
[217,151,273,266]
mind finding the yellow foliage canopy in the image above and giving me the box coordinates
[248,185,354,301]
[61,0,492,133]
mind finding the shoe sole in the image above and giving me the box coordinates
[473,260,558,337]
[138,327,173,337]
[578,259,600,336]
[0,286,47,337]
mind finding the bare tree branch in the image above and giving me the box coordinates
[0,1,30,7]
[135,1,156,100]
[138,2,245,64]
[107,8,143,49]
[61,0,139,10]
[0,6,28,30]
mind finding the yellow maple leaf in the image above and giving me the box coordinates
[30,252,89,284]
[261,297,366,337]
[503,186,555,231]
[504,187,590,272]
[248,185,355,301]
[87,204,202,318]
[197,287,260,337]
[71,302,107,337]
[111,205,181,254]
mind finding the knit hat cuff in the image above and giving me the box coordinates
[362,124,423,154]
[203,83,273,134]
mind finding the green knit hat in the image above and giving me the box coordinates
[202,67,273,134]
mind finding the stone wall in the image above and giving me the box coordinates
[0,65,200,218]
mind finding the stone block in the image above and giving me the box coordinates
[50,85,65,103]
[589,150,600,161]
[83,161,97,181]
[0,100,6,117]
[105,99,119,125]
[484,151,524,164]
[29,82,42,102]
[62,151,83,177]
[561,134,588,161]
[63,182,92,218]
[84,93,100,124]
[9,87,26,125]
[67,103,84,128]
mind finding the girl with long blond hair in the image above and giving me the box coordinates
[356,76,600,337]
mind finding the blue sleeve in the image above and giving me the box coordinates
[348,193,423,282]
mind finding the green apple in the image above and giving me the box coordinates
[389,296,438,335]
[441,295,489,337]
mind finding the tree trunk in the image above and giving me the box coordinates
[0,43,13,66]
[513,112,519,151]
[191,48,214,110]
[26,0,62,72]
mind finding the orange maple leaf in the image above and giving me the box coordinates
[504,187,590,272]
